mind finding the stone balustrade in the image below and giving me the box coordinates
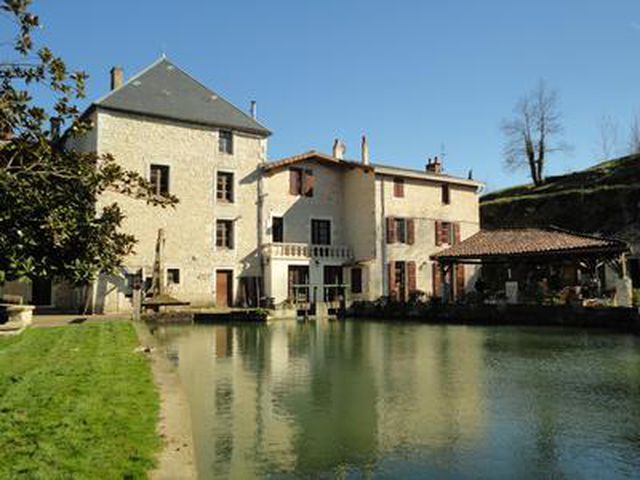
[263,242,353,261]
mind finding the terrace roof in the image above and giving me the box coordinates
[431,227,628,262]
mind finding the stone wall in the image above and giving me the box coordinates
[371,174,480,299]
[94,109,267,311]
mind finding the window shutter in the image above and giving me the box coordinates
[386,217,396,244]
[435,221,442,246]
[407,218,415,245]
[388,262,396,299]
[289,169,299,195]
[393,178,404,197]
[407,261,417,293]
[303,169,315,197]
[432,263,441,297]
[441,222,450,245]
[455,264,465,300]
[453,223,461,245]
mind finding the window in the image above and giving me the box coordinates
[289,168,314,197]
[351,267,363,294]
[386,217,415,245]
[150,164,170,196]
[393,177,405,197]
[216,172,234,203]
[272,216,284,243]
[311,219,331,245]
[216,220,234,249]
[124,269,142,298]
[442,184,450,204]
[144,276,153,294]
[395,218,406,243]
[167,268,180,285]
[219,130,233,154]
[436,221,456,245]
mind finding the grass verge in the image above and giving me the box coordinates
[0,322,160,479]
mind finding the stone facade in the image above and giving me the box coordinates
[92,109,267,312]
[260,155,482,307]
[0,59,482,313]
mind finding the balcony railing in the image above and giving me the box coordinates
[262,242,353,261]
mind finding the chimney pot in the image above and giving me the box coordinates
[361,135,369,165]
[426,156,442,173]
[250,100,257,120]
[110,66,124,90]
[332,138,346,160]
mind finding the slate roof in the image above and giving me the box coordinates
[431,227,627,260]
[93,57,270,136]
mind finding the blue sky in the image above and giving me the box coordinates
[23,0,640,191]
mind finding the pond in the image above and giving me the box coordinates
[154,321,640,479]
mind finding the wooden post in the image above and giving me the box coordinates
[151,228,166,297]
[132,287,142,322]
[440,262,449,304]
[620,253,628,278]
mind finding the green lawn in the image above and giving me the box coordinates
[0,322,160,479]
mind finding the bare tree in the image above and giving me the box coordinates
[628,115,640,154]
[595,114,621,160]
[501,80,568,185]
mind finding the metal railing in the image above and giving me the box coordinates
[290,284,349,305]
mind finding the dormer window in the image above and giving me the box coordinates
[219,130,233,154]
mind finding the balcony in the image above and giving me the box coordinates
[262,242,353,261]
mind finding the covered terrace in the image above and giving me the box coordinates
[431,227,631,306]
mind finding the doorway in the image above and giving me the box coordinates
[32,278,52,306]
[394,262,406,301]
[288,266,310,302]
[323,266,343,302]
[216,270,233,307]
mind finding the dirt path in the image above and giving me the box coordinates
[134,322,198,479]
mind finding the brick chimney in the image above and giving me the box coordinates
[426,156,442,174]
[332,139,346,160]
[361,135,369,165]
[110,66,124,90]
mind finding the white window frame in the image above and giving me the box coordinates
[214,216,237,251]
[214,168,236,205]
[270,213,285,243]
[149,163,171,196]
[218,129,234,155]
[310,216,333,246]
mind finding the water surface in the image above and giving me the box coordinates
[154,321,640,479]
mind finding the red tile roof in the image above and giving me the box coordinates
[262,151,372,173]
[431,227,627,260]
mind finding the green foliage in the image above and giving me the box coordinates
[0,322,160,478]
[0,0,178,285]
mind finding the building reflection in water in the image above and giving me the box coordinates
[156,321,487,479]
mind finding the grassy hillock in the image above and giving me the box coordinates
[481,154,640,243]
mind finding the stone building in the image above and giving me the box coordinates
[1,58,482,313]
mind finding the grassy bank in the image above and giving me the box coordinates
[0,322,160,479]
